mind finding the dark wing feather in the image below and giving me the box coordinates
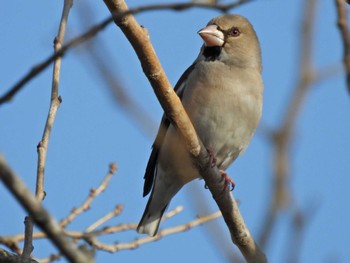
[143,63,196,197]
[143,116,169,196]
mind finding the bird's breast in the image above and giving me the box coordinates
[182,61,263,168]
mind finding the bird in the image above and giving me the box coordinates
[137,14,263,237]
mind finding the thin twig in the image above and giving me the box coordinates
[0,0,253,105]
[19,1,73,261]
[0,205,182,250]
[86,211,222,252]
[103,0,266,262]
[335,0,350,93]
[28,206,186,263]
[0,156,93,263]
[36,0,73,201]
[161,206,184,221]
[60,163,118,228]
[21,216,34,260]
[85,204,123,232]
[0,163,118,251]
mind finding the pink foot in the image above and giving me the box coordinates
[220,170,235,191]
[203,170,235,191]
[204,148,217,189]
[206,148,217,168]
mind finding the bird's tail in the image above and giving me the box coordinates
[137,201,168,237]
[137,175,183,236]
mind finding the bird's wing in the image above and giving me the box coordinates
[143,63,196,197]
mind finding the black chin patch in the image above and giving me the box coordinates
[203,46,222,61]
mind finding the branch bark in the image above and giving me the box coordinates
[36,0,73,201]
[0,156,93,263]
[102,0,266,262]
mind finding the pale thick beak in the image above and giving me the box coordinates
[198,25,225,47]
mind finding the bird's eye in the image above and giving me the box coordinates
[228,28,240,37]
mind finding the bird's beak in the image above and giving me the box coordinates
[198,25,225,47]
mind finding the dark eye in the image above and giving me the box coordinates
[228,27,240,37]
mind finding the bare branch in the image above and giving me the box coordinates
[102,0,266,262]
[0,0,253,105]
[335,0,350,93]
[0,156,93,263]
[186,184,243,261]
[27,206,205,262]
[161,206,184,221]
[0,165,220,263]
[17,2,75,261]
[85,211,222,252]
[21,216,34,260]
[60,163,117,228]
[85,204,123,233]
[36,0,72,201]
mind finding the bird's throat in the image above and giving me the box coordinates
[202,46,222,61]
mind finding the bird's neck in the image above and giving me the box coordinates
[200,45,262,72]
[202,46,222,61]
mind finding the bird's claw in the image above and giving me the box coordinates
[203,171,235,191]
[220,170,235,191]
[206,148,217,168]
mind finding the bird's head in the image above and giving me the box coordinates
[198,14,261,70]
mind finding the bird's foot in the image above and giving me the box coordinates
[220,170,235,191]
[206,148,217,168]
[203,170,235,191]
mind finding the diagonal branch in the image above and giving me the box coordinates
[102,0,266,262]
[0,156,93,263]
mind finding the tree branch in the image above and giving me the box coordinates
[102,0,266,262]
[19,1,74,261]
[60,163,118,228]
[21,216,34,261]
[85,211,222,252]
[36,0,72,201]
[0,156,93,263]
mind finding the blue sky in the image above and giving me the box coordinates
[1,0,349,262]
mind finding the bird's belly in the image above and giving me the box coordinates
[185,84,261,170]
